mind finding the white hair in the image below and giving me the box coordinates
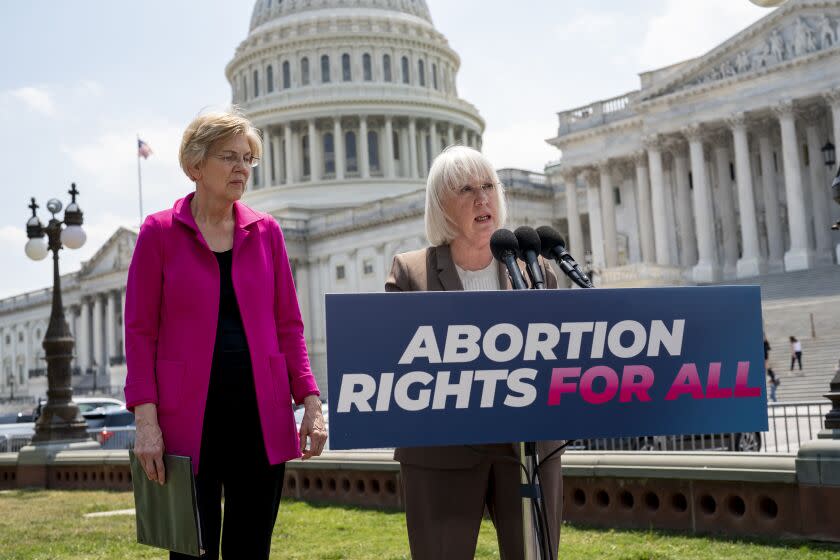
[424,145,507,246]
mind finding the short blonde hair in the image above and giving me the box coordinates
[179,108,262,180]
[424,145,507,246]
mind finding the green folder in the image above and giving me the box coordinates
[129,451,205,557]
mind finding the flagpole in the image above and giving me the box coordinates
[137,133,144,225]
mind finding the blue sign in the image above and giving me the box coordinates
[325,286,768,450]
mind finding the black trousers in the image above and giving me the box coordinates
[171,350,285,560]
[791,351,803,370]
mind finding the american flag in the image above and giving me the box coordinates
[137,138,153,159]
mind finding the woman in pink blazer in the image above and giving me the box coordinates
[125,110,326,560]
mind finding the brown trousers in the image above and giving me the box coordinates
[401,450,562,560]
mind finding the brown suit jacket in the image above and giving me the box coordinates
[385,244,563,469]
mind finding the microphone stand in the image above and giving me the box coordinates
[521,271,593,560]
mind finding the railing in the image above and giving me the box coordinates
[568,400,830,455]
[556,90,639,136]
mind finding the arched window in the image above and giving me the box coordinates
[321,55,331,83]
[432,63,438,90]
[323,133,335,175]
[363,53,372,81]
[302,135,311,177]
[368,131,380,172]
[266,65,274,93]
[253,69,260,97]
[392,130,400,160]
[418,60,425,86]
[282,61,291,89]
[383,54,392,82]
[342,53,352,81]
[401,56,410,84]
[301,57,310,86]
[345,131,358,173]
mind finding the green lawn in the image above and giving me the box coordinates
[0,490,839,559]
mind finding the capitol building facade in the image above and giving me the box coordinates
[0,0,838,398]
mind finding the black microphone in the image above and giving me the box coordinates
[535,226,594,289]
[513,226,546,289]
[490,229,528,290]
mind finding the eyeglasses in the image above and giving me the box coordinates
[457,183,497,198]
[211,151,260,168]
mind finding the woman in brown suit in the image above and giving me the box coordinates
[385,145,563,560]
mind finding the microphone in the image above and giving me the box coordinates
[490,229,528,290]
[535,226,594,289]
[513,226,546,289]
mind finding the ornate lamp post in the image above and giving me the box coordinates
[24,184,90,443]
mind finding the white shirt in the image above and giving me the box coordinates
[792,341,802,352]
[455,260,501,292]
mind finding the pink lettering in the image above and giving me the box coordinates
[734,361,761,397]
[619,365,654,402]
[547,367,581,406]
[665,363,704,401]
[580,366,619,405]
[704,362,733,399]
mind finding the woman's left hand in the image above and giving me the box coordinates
[299,395,328,460]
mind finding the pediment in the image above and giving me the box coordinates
[644,2,840,100]
[79,227,138,278]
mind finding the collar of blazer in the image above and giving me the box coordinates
[172,191,264,251]
[435,244,513,291]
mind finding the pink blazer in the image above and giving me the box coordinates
[124,192,319,473]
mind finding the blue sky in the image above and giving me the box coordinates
[0,0,772,299]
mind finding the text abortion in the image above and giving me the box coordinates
[335,320,762,413]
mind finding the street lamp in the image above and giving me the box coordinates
[24,183,90,443]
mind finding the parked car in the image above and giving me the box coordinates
[0,397,129,452]
[84,407,136,450]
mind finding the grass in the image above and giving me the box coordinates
[0,490,839,559]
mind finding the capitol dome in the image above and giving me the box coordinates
[226,0,485,214]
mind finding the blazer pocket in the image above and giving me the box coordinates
[155,359,186,413]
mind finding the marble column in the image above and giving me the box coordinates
[756,126,785,270]
[408,118,418,179]
[272,126,283,186]
[803,108,833,259]
[669,142,697,267]
[729,113,767,277]
[360,116,370,179]
[295,261,311,338]
[92,294,104,374]
[106,290,117,362]
[262,129,272,189]
[284,124,293,184]
[334,118,345,180]
[418,128,429,176]
[711,135,738,279]
[774,100,815,271]
[384,116,395,179]
[78,298,90,371]
[644,136,672,266]
[429,122,439,162]
[308,119,321,182]
[583,169,605,269]
[684,124,721,282]
[826,89,840,259]
[562,168,585,262]
[459,127,468,147]
[447,124,455,148]
[597,160,618,267]
[121,290,127,356]
[633,152,655,264]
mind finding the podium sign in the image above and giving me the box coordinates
[325,286,768,450]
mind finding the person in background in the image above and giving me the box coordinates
[126,109,326,560]
[385,145,564,560]
[790,336,803,372]
[764,336,779,402]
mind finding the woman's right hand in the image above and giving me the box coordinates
[133,403,166,485]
